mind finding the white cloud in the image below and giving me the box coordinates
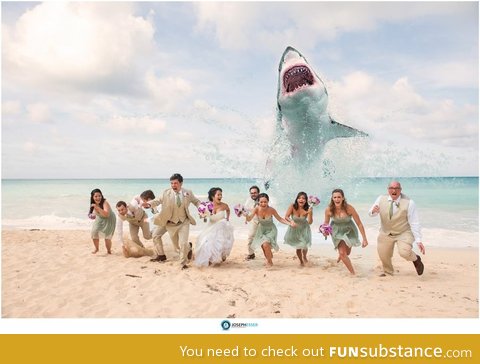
[173,131,194,141]
[2,100,21,115]
[328,71,478,148]
[3,2,155,91]
[145,71,192,112]
[194,2,260,50]
[193,2,468,52]
[27,102,51,123]
[105,115,167,134]
[76,111,101,126]
[193,99,217,114]
[412,60,479,89]
[23,141,39,153]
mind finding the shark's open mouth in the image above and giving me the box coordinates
[283,65,314,93]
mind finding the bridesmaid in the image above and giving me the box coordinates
[322,189,368,274]
[89,188,116,254]
[246,193,295,267]
[284,192,313,266]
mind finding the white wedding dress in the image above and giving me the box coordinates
[194,210,234,267]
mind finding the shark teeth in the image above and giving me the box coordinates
[283,65,314,93]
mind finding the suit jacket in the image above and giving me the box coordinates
[118,204,147,226]
[152,188,201,227]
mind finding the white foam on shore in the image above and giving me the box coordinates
[2,216,477,248]
[2,216,90,230]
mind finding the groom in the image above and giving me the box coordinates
[147,173,201,269]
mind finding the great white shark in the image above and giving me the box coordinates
[264,46,368,189]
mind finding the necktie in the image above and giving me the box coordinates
[389,200,394,219]
[176,193,181,207]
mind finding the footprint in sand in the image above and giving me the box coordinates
[347,300,356,314]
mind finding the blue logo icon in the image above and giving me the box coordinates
[221,320,231,330]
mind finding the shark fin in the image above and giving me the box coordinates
[330,118,368,138]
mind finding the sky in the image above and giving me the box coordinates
[1,1,478,179]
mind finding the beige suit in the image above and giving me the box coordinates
[151,188,200,265]
[116,204,151,247]
[376,194,417,275]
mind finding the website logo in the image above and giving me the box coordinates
[220,320,258,331]
[221,320,231,330]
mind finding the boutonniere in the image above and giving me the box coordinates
[394,201,400,207]
[183,191,189,197]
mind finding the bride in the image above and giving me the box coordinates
[194,187,234,267]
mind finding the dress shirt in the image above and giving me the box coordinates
[244,197,257,211]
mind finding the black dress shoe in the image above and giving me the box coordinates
[413,255,424,275]
[150,255,167,262]
[245,253,255,261]
[181,264,189,270]
[187,242,193,260]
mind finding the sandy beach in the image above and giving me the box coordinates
[2,228,478,318]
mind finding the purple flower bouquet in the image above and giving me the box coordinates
[319,223,333,240]
[198,201,214,222]
[88,213,96,220]
[233,203,249,217]
[308,195,321,207]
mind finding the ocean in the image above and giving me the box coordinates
[1,177,478,248]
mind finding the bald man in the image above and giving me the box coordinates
[369,181,425,276]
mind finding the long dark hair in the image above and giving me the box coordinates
[208,187,222,202]
[89,188,105,214]
[329,188,347,217]
[293,191,309,211]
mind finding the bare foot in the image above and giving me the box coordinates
[107,250,112,254]
[266,260,273,267]
[298,255,304,266]
[336,256,341,263]
[91,249,99,254]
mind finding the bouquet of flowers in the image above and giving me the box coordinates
[308,195,321,207]
[198,201,214,222]
[319,223,332,240]
[233,203,249,217]
[88,213,96,220]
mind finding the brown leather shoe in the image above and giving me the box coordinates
[413,255,424,275]
[150,255,167,262]
[187,242,193,260]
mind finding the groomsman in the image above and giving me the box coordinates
[115,199,152,254]
[244,185,260,260]
[144,173,201,269]
[369,180,425,276]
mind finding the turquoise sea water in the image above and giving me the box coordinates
[1,177,478,246]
